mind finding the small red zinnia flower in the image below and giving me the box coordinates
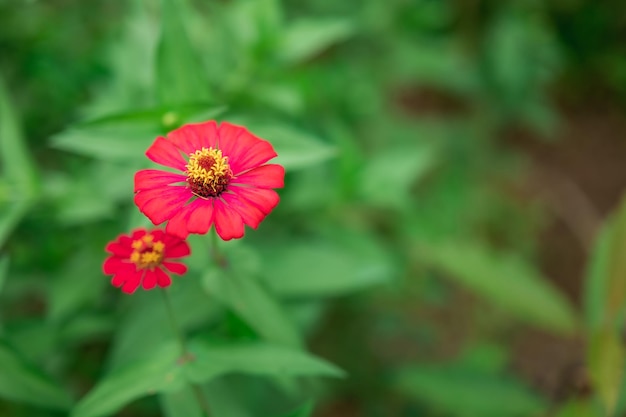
[103,228,190,294]
[134,121,285,240]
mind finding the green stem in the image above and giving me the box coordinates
[210,230,227,268]
[160,288,211,416]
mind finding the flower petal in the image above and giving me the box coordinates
[105,242,132,257]
[135,169,187,192]
[165,203,197,239]
[103,257,132,274]
[135,186,192,225]
[165,241,191,258]
[142,270,157,290]
[186,199,214,234]
[213,199,245,240]
[218,123,277,174]
[121,270,144,294]
[155,267,172,287]
[168,121,218,154]
[162,261,187,275]
[230,186,280,215]
[146,136,187,171]
[221,193,265,229]
[231,164,284,189]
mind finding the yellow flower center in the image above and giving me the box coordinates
[130,234,165,270]
[185,147,233,198]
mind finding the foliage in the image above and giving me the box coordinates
[1,0,626,416]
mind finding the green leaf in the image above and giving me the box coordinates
[156,0,210,105]
[108,280,219,371]
[203,258,301,347]
[584,195,626,415]
[259,235,391,297]
[243,124,336,171]
[204,379,252,417]
[160,386,204,417]
[0,76,38,245]
[360,143,437,208]
[279,18,355,64]
[0,255,8,294]
[0,341,71,410]
[419,240,577,334]
[397,364,545,417]
[0,75,38,195]
[279,401,315,417]
[72,342,184,417]
[185,340,345,383]
[0,200,30,247]
[76,104,226,132]
[588,329,624,416]
[50,126,156,161]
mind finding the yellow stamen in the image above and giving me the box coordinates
[185,147,233,198]
[129,234,165,270]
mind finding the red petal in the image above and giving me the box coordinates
[231,164,284,189]
[121,270,144,294]
[213,199,245,240]
[131,229,147,240]
[103,257,131,274]
[218,123,277,174]
[167,121,218,154]
[165,203,195,239]
[221,193,265,229]
[186,199,214,234]
[143,270,157,290]
[146,136,187,171]
[134,169,187,192]
[105,242,132,257]
[155,267,172,287]
[230,187,280,215]
[162,261,187,275]
[111,274,125,287]
[135,187,192,225]
[165,241,191,258]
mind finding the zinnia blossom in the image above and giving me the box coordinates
[134,121,285,240]
[103,228,190,294]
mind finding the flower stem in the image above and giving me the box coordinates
[160,288,211,416]
[210,230,227,268]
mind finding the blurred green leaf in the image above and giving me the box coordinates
[259,235,391,297]
[160,386,204,417]
[186,340,345,383]
[0,200,30,247]
[584,195,626,415]
[77,104,225,133]
[51,126,156,161]
[0,255,8,294]
[279,401,314,417]
[241,123,336,171]
[0,341,72,410]
[0,76,38,246]
[204,379,253,417]
[397,364,545,417]
[72,342,184,417]
[108,280,219,371]
[0,75,38,195]
[279,18,355,64]
[157,0,210,105]
[419,240,577,334]
[360,143,437,208]
[203,261,301,347]
[554,399,597,417]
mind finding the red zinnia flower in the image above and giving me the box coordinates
[103,228,190,294]
[134,121,284,240]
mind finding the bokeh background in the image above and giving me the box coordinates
[2,0,626,416]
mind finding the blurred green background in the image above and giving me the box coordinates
[2,0,626,416]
